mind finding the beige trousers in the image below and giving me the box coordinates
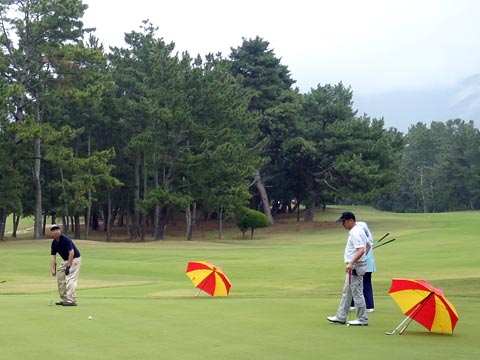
[57,257,82,304]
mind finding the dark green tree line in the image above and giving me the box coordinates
[2,4,479,241]
[391,119,480,212]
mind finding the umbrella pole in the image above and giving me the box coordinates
[195,288,202,297]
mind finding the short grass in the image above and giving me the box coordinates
[1,206,479,360]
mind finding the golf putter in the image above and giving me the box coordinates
[48,276,55,306]
[346,270,353,327]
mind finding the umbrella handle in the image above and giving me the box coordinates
[195,288,202,297]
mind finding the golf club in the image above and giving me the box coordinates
[373,238,396,249]
[385,315,411,335]
[375,232,390,244]
[386,294,431,335]
[399,316,416,335]
[347,269,352,327]
[48,276,55,306]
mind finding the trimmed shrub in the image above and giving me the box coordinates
[236,207,269,238]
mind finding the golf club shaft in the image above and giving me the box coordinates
[49,276,55,306]
[400,293,433,334]
[347,269,352,325]
[385,315,411,335]
[373,238,396,249]
[386,293,432,335]
[399,316,415,335]
[376,232,390,243]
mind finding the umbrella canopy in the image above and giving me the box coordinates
[388,278,459,334]
[186,261,232,297]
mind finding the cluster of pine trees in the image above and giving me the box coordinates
[1,1,479,240]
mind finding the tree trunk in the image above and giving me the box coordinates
[186,202,196,240]
[155,207,168,240]
[60,168,69,226]
[85,133,92,240]
[43,213,47,235]
[153,165,161,240]
[62,215,68,234]
[304,202,314,222]
[13,213,20,238]
[185,205,191,239]
[91,210,99,230]
[154,204,161,239]
[130,152,141,240]
[304,176,315,222]
[140,154,147,241]
[74,215,81,239]
[33,135,43,239]
[254,169,274,225]
[106,189,112,242]
[33,94,43,239]
[0,209,6,240]
[218,206,223,239]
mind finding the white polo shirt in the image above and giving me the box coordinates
[344,224,368,263]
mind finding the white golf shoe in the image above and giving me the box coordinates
[347,319,368,326]
[327,316,346,324]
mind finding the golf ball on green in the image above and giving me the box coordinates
[88,316,93,320]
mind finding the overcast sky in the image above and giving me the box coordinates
[82,0,480,130]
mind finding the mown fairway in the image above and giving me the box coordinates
[1,206,479,360]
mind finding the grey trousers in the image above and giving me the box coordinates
[57,257,82,304]
[335,261,368,323]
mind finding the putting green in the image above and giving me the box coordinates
[1,206,479,359]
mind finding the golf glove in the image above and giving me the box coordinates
[65,266,71,276]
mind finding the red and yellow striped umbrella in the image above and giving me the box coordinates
[186,261,232,297]
[389,278,459,334]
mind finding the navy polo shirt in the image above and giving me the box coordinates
[51,234,81,261]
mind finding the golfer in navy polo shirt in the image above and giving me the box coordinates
[50,224,82,306]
